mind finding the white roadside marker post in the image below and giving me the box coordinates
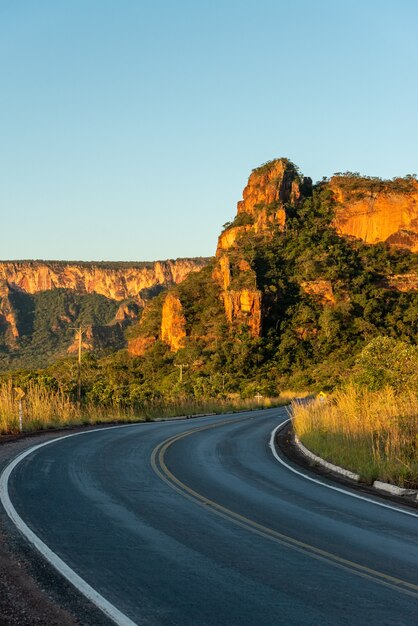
[18,399,23,433]
[13,387,26,433]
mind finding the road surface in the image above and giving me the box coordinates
[4,408,418,625]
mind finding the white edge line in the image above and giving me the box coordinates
[0,424,143,626]
[269,419,418,520]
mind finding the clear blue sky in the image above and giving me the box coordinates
[1,0,417,262]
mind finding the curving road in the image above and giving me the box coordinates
[3,408,418,625]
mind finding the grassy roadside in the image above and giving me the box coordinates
[292,386,418,489]
[0,382,302,436]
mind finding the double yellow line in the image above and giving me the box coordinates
[151,415,418,598]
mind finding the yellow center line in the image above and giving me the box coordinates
[150,416,418,599]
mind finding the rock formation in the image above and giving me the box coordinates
[0,282,20,346]
[0,258,209,304]
[301,280,335,304]
[161,293,186,351]
[330,176,418,251]
[214,159,311,336]
[217,159,312,253]
[0,258,209,365]
[386,273,418,292]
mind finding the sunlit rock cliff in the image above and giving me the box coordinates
[127,158,418,358]
[2,157,418,373]
[0,258,209,368]
[214,159,311,336]
[330,175,418,251]
[161,293,187,352]
[0,258,209,304]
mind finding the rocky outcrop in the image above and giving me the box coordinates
[114,301,141,322]
[0,258,210,304]
[301,280,335,304]
[386,273,418,292]
[0,282,19,345]
[214,159,311,336]
[237,159,307,215]
[217,159,311,255]
[223,289,262,336]
[127,335,156,357]
[330,176,418,252]
[161,293,186,352]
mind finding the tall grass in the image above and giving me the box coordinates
[293,385,418,488]
[0,381,295,436]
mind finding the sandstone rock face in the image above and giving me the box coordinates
[217,159,311,255]
[216,226,251,255]
[223,289,262,336]
[114,301,141,322]
[161,293,186,352]
[213,159,311,336]
[301,280,335,304]
[0,282,19,345]
[0,258,210,304]
[330,177,418,252]
[387,273,418,292]
[127,335,156,357]
[237,159,306,218]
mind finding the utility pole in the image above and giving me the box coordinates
[174,363,189,383]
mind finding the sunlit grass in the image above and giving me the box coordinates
[0,381,297,436]
[292,385,418,488]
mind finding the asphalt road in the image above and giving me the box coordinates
[5,408,418,625]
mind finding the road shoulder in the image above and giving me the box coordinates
[0,428,115,626]
[275,421,418,512]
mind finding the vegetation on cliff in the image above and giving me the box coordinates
[0,290,121,369]
[1,158,418,416]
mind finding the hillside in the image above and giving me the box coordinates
[3,157,418,400]
[0,258,210,369]
[120,158,418,396]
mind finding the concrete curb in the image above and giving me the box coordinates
[294,434,418,499]
[294,435,360,481]
[372,480,418,498]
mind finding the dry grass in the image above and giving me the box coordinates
[292,385,418,488]
[0,382,292,436]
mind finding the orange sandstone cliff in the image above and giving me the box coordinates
[214,159,311,336]
[161,293,187,352]
[0,258,209,354]
[0,258,209,304]
[330,176,418,251]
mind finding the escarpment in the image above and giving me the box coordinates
[0,257,209,367]
[128,158,418,358]
[214,159,311,336]
[330,175,418,251]
[217,159,312,253]
[0,258,210,304]
[3,156,418,372]
[161,293,187,352]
